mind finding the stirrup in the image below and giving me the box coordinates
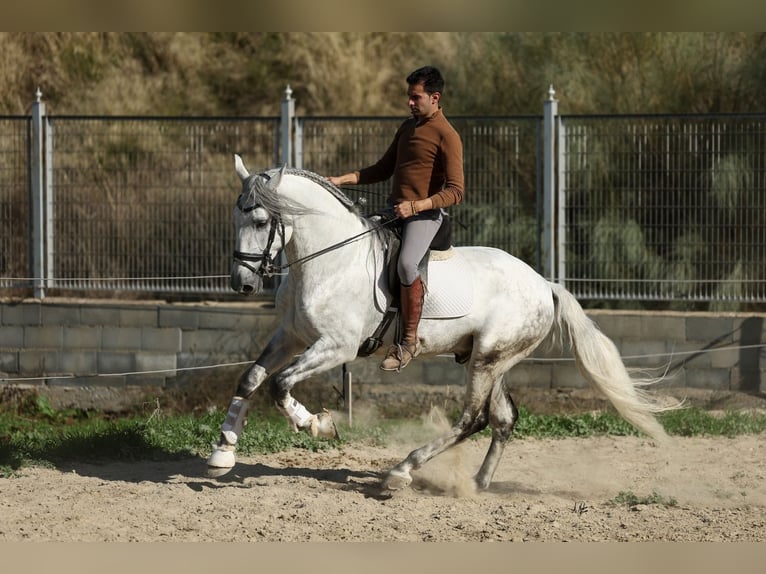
[379,342,419,372]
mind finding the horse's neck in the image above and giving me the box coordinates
[282,177,373,265]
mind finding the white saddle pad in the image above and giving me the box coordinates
[374,247,473,319]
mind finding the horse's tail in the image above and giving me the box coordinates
[548,282,682,442]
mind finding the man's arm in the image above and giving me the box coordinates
[429,129,465,209]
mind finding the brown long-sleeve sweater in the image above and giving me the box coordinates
[357,108,464,209]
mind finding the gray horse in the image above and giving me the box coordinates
[207,155,680,493]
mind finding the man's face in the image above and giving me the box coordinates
[407,82,439,120]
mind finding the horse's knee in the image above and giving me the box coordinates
[268,377,289,404]
[236,363,267,398]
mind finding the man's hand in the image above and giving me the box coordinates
[394,201,419,219]
[326,172,359,187]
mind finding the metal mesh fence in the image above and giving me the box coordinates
[297,116,542,264]
[0,117,30,289]
[560,114,766,304]
[2,110,765,306]
[48,116,279,293]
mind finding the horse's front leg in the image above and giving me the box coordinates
[206,328,303,476]
[268,336,356,439]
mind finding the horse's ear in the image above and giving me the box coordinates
[266,164,286,191]
[234,154,250,181]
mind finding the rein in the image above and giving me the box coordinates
[233,210,398,279]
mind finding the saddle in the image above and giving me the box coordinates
[374,208,453,294]
[358,209,467,358]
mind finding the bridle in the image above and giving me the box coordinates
[232,202,397,278]
[231,196,286,278]
[232,170,398,278]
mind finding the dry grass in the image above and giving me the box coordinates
[2,33,766,116]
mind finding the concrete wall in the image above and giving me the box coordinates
[1,299,765,408]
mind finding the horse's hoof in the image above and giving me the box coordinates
[382,468,412,492]
[311,409,340,439]
[206,444,236,473]
[206,465,234,478]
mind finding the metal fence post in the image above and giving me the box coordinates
[542,85,558,282]
[556,114,566,289]
[30,88,52,299]
[294,117,303,170]
[281,85,294,167]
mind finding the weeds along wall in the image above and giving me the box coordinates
[0,299,764,411]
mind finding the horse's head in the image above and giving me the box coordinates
[230,155,291,295]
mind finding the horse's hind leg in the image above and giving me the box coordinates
[382,365,495,491]
[474,380,518,490]
[382,406,491,491]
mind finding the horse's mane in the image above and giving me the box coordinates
[239,167,360,219]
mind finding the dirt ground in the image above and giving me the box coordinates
[2,404,765,542]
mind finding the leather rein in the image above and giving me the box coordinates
[232,202,396,279]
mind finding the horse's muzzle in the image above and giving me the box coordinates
[231,266,262,295]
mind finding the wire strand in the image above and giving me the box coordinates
[2,343,764,383]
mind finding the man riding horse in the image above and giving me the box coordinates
[328,65,464,372]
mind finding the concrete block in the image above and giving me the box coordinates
[2,303,41,326]
[41,305,81,326]
[686,316,736,344]
[181,330,256,356]
[551,362,587,389]
[80,306,122,326]
[101,327,142,350]
[141,327,181,353]
[159,307,199,329]
[62,326,102,350]
[135,352,177,375]
[504,361,552,390]
[59,351,98,375]
[587,312,639,340]
[683,367,732,390]
[18,350,59,374]
[660,367,686,389]
[97,352,135,374]
[197,309,274,331]
[639,314,686,341]
[0,352,18,373]
[0,326,24,348]
[422,357,466,386]
[664,341,714,369]
[117,307,158,327]
[709,346,740,370]
[177,352,215,369]
[24,326,63,349]
[620,340,672,368]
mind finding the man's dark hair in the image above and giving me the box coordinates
[406,66,445,95]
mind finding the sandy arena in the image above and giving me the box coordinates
[2,406,765,542]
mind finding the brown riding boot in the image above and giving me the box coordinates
[380,277,424,371]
